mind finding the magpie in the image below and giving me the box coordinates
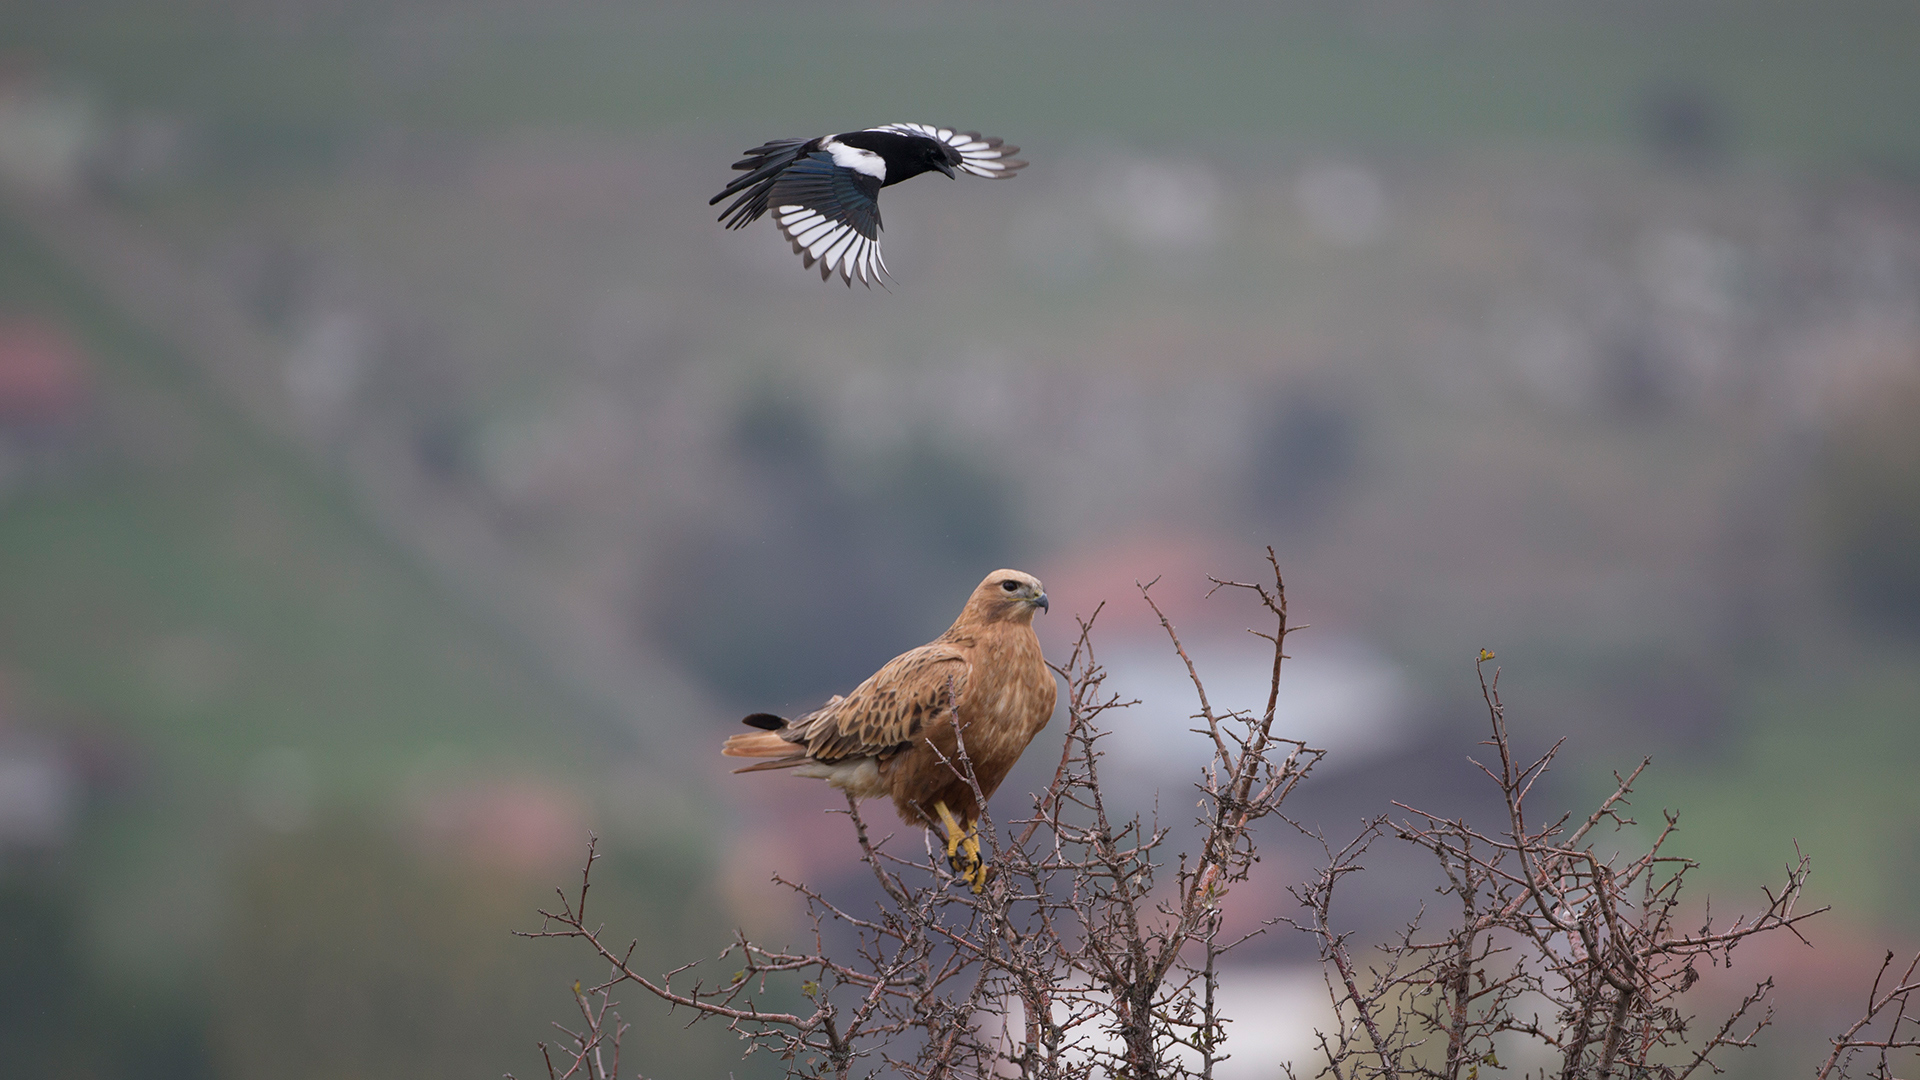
[711,123,1026,286]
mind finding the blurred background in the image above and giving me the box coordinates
[1,1,1917,1076]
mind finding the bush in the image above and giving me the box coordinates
[516,555,1919,1080]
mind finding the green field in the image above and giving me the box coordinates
[10,0,1920,164]
[0,209,743,1078]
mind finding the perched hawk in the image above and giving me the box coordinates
[709,123,1027,286]
[722,570,1055,890]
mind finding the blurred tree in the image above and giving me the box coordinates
[1636,79,1733,166]
[650,388,1018,708]
[0,868,214,1079]
[0,872,94,1076]
[1816,379,1920,631]
[214,821,738,1080]
[1243,384,1359,532]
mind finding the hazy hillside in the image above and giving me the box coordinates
[1,3,1917,1078]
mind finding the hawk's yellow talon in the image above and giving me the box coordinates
[963,841,989,893]
[933,801,988,892]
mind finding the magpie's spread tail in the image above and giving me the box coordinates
[710,138,813,228]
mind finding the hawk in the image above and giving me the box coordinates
[722,570,1055,891]
[710,123,1027,286]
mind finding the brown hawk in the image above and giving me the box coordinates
[722,570,1055,890]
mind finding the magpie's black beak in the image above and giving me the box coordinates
[934,159,958,179]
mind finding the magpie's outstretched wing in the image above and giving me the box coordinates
[868,124,1027,177]
[710,137,815,230]
[766,152,888,287]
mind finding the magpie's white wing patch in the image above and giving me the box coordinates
[822,138,887,181]
[775,205,889,286]
[869,123,1028,178]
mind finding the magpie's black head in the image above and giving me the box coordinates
[925,141,961,179]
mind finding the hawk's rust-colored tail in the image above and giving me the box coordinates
[721,727,809,773]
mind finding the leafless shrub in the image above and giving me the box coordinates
[1816,951,1920,1080]
[1284,653,1826,1080]
[510,553,1914,1080]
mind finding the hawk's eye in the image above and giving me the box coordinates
[1001,580,1020,592]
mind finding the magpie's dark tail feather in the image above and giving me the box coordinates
[710,137,813,229]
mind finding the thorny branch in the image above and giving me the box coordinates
[514,555,1913,1080]
[1816,950,1920,1080]
[1283,653,1829,1080]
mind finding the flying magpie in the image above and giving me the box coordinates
[711,123,1026,286]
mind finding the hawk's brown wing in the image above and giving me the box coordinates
[789,643,969,762]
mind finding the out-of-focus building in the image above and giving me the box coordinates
[0,319,91,496]
[0,678,77,855]
[0,73,97,197]
[0,320,89,427]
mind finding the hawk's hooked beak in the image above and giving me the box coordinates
[934,159,958,179]
[1033,592,1049,613]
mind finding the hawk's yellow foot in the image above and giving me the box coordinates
[959,830,988,893]
[933,801,988,894]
